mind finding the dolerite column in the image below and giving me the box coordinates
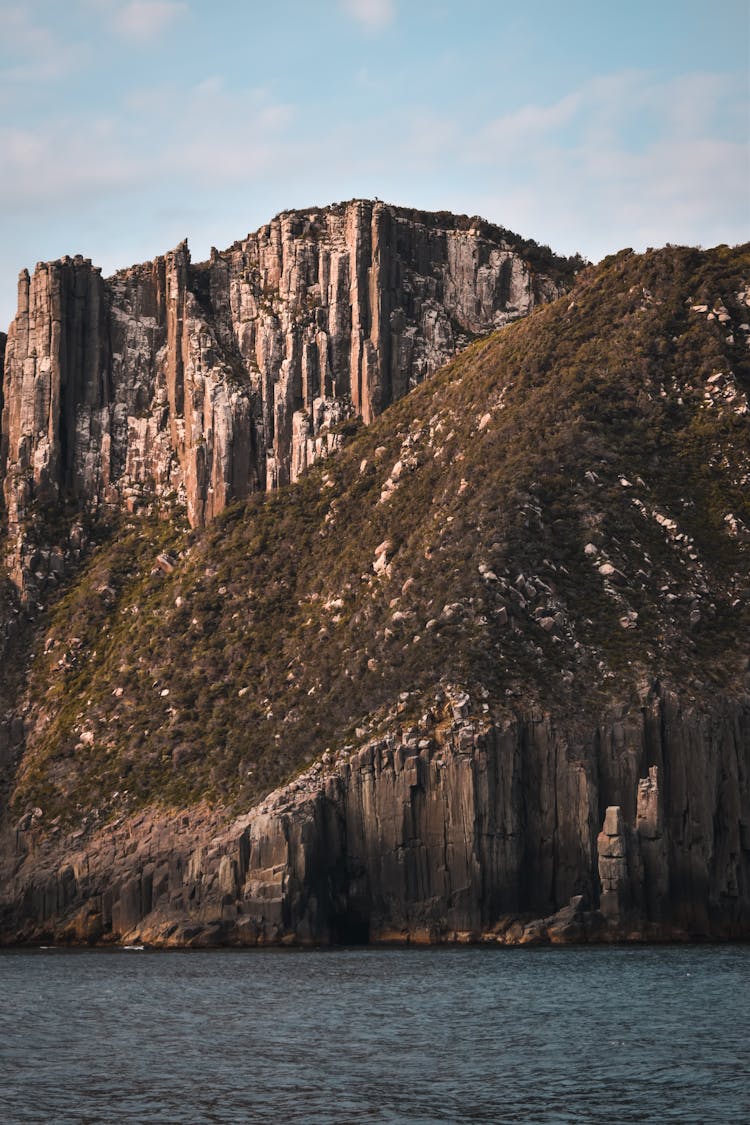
[346,201,372,420]
[597,806,632,923]
[366,202,393,419]
[636,766,669,924]
[1,258,109,515]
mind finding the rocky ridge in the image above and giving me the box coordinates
[0,201,574,604]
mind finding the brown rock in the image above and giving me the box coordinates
[2,688,747,947]
[1,202,568,600]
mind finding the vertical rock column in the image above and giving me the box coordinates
[0,331,5,471]
[1,260,110,601]
[164,246,255,526]
[364,202,392,421]
[597,765,672,931]
[347,202,370,420]
[597,806,633,923]
[1,259,109,519]
[164,242,188,451]
[636,766,669,923]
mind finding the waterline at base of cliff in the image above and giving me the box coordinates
[3,687,747,948]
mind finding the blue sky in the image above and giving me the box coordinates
[0,0,748,329]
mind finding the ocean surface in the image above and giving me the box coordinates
[0,944,747,1124]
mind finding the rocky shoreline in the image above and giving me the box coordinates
[3,685,748,948]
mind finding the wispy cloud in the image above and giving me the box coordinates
[0,78,296,211]
[113,0,188,42]
[475,91,582,150]
[38,66,741,259]
[454,70,750,258]
[340,0,395,32]
[0,5,83,82]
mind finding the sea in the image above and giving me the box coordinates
[0,944,747,1124]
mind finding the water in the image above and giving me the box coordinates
[0,945,747,1124]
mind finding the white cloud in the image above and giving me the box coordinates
[454,70,750,258]
[476,91,582,150]
[0,79,297,211]
[0,5,83,82]
[113,0,188,42]
[340,0,395,32]
[0,53,747,331]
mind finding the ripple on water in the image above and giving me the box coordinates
[0,945,748,1124]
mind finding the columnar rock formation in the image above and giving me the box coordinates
[3,688,747,946]
[0,231,745,947]
[0,202,567,571]
[0,332,5,418]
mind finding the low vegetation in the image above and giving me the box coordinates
[7,243,750,826]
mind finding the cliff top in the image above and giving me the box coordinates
[84,199,583,288]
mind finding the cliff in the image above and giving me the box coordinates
[0,332,5,424]
[0,233,748,946]
[0,202,574,601]
[3,687,748,946]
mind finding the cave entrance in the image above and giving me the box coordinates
[332,909,371,946]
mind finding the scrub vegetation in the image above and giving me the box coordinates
[10,243,750,826]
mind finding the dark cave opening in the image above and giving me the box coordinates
[332,910,371,946]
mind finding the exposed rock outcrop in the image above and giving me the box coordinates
[1,202,572,600]
[0,240,746,947]
[2,687,747,946]
[598,805,637,923]
[0,331,5,424]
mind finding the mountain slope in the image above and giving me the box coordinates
[1,241,749,945]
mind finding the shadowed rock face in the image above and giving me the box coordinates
[0,202,568,553]
[2,688,747,946]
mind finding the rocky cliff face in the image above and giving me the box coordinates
[0,331,5,421]
[0,202,570,599]
[0,237,747,947]
[2,686,747,946]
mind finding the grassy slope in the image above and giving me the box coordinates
[11,243,750,825]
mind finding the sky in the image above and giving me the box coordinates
[0,0,748,329]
